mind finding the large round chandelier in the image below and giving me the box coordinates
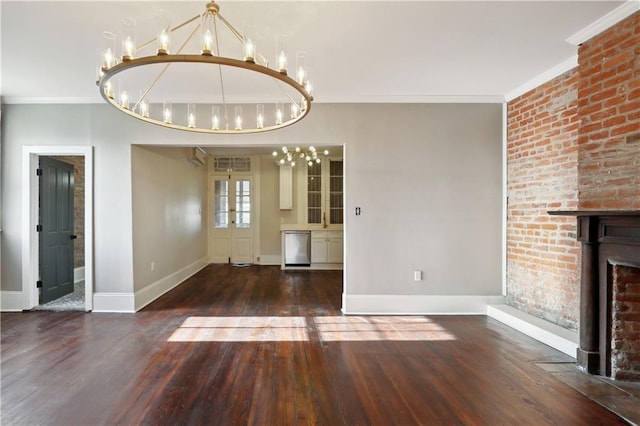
[96,1,314,134]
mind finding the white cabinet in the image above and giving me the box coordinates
[307,158,343,225]
[279,165,293,210]
[311,230,343,264]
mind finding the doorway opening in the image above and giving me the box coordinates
[34,156,85,311]
[22,146,94,312]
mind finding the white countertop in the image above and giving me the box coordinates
[280,224,343,232]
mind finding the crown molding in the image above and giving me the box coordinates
[315,94,505,104]
[566,0,640,46]
[2,96,104,105]
[504,56,578,102]
[2,94,506,105]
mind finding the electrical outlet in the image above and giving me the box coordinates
[414,270,423,281]
[151,261,155,271]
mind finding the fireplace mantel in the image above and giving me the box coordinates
[548,210,640,376]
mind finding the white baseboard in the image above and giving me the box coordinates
[134,257,209,311]
[487,304,578,358]
[344,295,506,315]
[92,293,135,313]
[0,291,26,312]
[74,266,85,283]
[258,255,281,266]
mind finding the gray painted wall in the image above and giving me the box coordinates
[1,102,502,307]
[131,146,208,293]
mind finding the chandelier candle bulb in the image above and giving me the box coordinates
[278,51,287,73]
[188,104,197,128]
[291,103,299,119]
[121,18,136,61]
[276,102,283,125]
[139,100,149,118]
[243,38,255,63]
[122,38,135,61]
[158,29,170,55]
[104,81,114,99]
[212,106,220,130]
[102,49,114,71]
[256,104,264,129]
[202,30,213,55]
[235,106,243,130]
[297,66,305,85]
[120,90,129,109]
[295,51,307,85]
[101,31,116,71]
[163,101,172,124]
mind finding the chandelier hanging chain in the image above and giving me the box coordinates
[133,22,203,112]
[212,16,230,130]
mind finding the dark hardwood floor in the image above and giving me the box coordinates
[1,265,630,425]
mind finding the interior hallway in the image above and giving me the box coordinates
[0,265,635,425]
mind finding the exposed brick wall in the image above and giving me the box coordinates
[611,264,640,381]
[54,156,85,268]
[507,70,581,330]
[577,12,640,209]
[507,11,640,332]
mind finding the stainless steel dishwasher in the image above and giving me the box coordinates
[284,231,311,266]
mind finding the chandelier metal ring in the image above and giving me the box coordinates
[99,54,313,134]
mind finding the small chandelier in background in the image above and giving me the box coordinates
[273,146,329,167]
[96,1,314,134]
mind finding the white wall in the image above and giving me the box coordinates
[131,146,208,308]
[1,102,502,313]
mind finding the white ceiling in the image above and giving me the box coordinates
[0,1,629,104]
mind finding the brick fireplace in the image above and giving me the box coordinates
[550,211,640,380]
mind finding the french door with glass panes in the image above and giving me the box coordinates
[210,176,253,264]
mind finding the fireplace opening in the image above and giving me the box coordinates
[611,261,640,381]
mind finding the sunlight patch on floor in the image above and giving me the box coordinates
[167,316,457,342]
[168,316,309,342]
[315,316,458,342]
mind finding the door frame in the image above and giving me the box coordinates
[208,155,261,264]
[22,146,94,311]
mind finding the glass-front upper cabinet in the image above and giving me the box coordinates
[307,158,343,226]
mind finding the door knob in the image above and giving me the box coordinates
[70,235,77,240]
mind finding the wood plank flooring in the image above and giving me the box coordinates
[1,264,629,425]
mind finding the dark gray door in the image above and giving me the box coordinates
[39,157,75,304]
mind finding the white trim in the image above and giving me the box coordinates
[505,56,578,102]
[344,295,506,315]
[502,102,508,296]
[22,146,94,312]
[315,95,506,104]
[2,97,103,105]
[92,293,135,313]
[134,257,209,311]
[258,255,281,266]
[487,305,578,358]
[0,291,26,312]
[566,0,640,46]
[74,266,85,283]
